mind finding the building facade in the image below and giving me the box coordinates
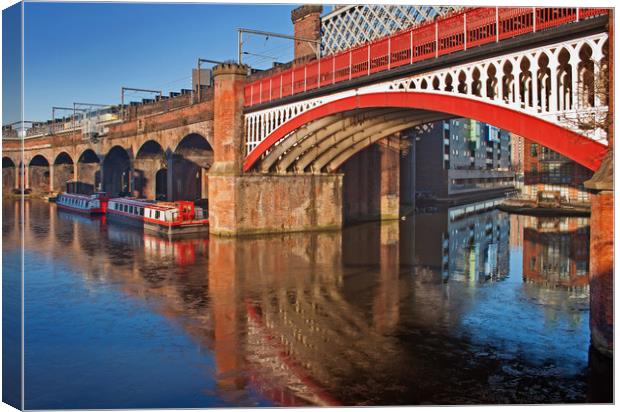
[412,119,515,202]
[510,133,525,192]
[521,139,593,204]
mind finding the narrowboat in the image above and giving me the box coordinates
[55,192,109,215]
[106,197,208,237]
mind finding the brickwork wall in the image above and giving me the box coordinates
[522,139,593,204]
[209,174,342,236]
[75,163,99,194]
[342,139,400,222]
[291,5,322,62]
[52,164,74,193]
[2,168,16,193]
[29,166,49,194]
[589,190,613,357]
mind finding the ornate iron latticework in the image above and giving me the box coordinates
[320,4,460,55]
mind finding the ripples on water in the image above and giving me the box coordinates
[1,199,611,408]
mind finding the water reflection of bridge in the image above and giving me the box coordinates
[5,200,595,405]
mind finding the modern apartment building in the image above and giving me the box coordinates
[521,139,593,205]
[411,119,515,202]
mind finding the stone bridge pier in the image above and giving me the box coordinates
[342,137,400,223]
[585,15,613,359]
[208,63,401,236]
[585,151,613,358]
[208,64,344,236]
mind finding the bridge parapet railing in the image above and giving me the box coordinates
[2,128,18,139]
[244,7,609,108]
[123,87,213,121]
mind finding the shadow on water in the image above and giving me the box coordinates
[3,199,612,407]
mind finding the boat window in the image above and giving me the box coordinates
[124,205,128,213]
[139,207,144,216]
[155,210,160,220]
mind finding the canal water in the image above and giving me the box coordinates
[2,199,612,408]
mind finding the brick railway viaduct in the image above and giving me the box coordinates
[1,6,614,357]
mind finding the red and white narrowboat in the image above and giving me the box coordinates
[106,197,208,237]
[55,192,109,215]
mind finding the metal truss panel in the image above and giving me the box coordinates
[321,5,459,54]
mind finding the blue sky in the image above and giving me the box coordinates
[6,1,311,124]
[2,2,21,125]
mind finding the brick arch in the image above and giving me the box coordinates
[244,92,607,172]
[169,132,213,202]
[77,148,100,163]
[28,154,51,193]
[136,139,165,159]
[28,153,50,166]
[2,156,17,191]
[2,156,16,168]
[54,151,74,165]
[2,153,20,168]
[169,125,214,153]
[102,145,132,196]
[174,132,213,153]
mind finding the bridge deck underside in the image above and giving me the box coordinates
[256,108,447,174]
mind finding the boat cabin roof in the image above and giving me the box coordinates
[59,192,94,200]
[109,197,181,212]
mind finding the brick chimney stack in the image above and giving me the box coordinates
[291,5,323,62]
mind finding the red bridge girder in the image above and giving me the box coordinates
[243,92,608,172]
